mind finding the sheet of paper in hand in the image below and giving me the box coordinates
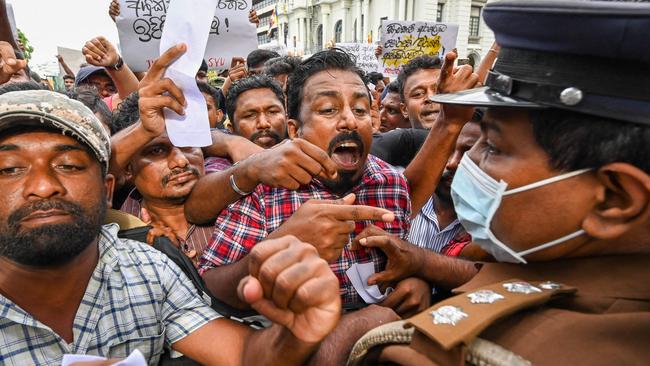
[379,20,459,76]
[159,0,216,147]
[116,0,257,72]
[336,43,380,75]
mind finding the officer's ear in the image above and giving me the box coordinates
[582,163,650,239]
[287,118,300,139]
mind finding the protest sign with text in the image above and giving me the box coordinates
[379,20,458,76]
[336,42,380,75]
[116,0,257,72]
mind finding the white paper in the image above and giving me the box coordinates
[116,0,257,73]
[159,0,216,147]
[337,42,381,75]
[62,349,147,366]
[346,262,393,304]
[379,21,459,76]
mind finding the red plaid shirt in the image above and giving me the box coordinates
[200,155,411,308]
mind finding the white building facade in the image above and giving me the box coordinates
[254,0,495,67]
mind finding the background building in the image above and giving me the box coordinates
[254,0,495,67]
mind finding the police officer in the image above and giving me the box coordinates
[347,0,650,364]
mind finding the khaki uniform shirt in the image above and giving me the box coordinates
[353,255,650,365]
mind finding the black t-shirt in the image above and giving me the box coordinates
[370,128,429,167]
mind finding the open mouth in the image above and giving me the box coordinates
[330,141,362,171]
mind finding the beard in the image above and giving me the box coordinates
[0,198,106,267]
[319,131,365,195]
[435,169,454,204]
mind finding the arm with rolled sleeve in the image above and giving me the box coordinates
[200,189,268,309]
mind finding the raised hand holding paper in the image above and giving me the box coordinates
[159,0,216,147]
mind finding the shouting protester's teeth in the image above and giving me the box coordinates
[331,142,361,170]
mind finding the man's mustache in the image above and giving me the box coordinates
[162,167,200,186]
[8,199,83,226]
[251,129,282,143]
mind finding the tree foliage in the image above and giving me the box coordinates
[17,29,34,61]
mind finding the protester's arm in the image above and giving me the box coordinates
[354,225,478,290]
[307,305,400,365]
[56,55,75,77]
[175,235,341,365]
[404,50,479,216]
[202,129,262,161]
[186,138,337,224]
[82,36,139,100]
[109,44,186,180]
[201,194,395,309]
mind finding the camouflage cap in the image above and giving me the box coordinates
[0,90,111,174]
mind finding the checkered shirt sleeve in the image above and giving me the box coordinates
[199,189,267,273]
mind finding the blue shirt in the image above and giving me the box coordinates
[408,196,464,253]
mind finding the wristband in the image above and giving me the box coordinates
[229,173,252,196]
[110,56,124,70]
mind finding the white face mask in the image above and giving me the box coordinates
[451,154,591,263]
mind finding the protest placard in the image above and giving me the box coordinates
[379,20,458,76]
[56,46,85,76]
[336,42,380,75]
[116,0,257,72]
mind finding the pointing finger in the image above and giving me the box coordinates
[145,43,187,81]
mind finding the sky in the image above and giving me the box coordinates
[9,0,120,75]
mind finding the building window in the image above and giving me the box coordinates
[334,20,342,43]
[436,3,444,22]
[253,0,276,12]
[353,19,357,42]
[469,6,481,38]
[257,33,270,44]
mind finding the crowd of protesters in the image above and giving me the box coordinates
[0,0,648,365]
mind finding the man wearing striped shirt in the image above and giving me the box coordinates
[408,120,480,254]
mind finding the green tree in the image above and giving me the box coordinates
[17,29,34,61]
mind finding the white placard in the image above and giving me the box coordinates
[116,0,257,72]
[159,0,215,147]
[56,47,85,76]
[379,20,459,76]
[336,42,380,75]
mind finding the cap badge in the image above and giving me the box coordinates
[467,289,505,304]
[430,305,468,326]
[503,281,542,294]
[559,87,583,106]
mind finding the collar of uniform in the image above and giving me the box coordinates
[312,154,387,193]
[455,255,650,301]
